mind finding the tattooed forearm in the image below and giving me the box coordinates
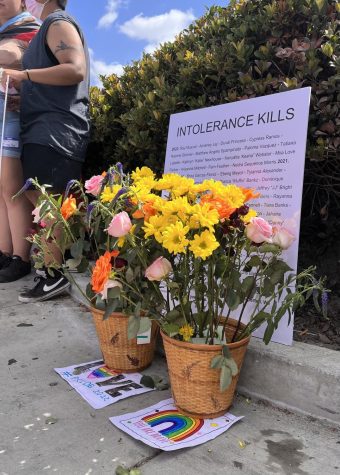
[54,40,79,55]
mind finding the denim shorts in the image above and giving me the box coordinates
[0,95,21,159]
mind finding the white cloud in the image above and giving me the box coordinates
[98,0,124,29]
[89,49,124,86]
[120,9,196,53]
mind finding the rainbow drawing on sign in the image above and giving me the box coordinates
[142,410,204,442]
[87,366,118,379]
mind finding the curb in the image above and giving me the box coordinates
[237,337,340,426]
[68,274,340,427]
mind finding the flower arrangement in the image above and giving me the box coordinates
[29,165,326,386]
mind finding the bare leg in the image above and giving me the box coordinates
[1,157,33,261]
[0,188,12,254]
[26,189,63,267]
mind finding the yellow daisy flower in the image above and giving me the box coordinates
[143,215,168,243]
[189,230,220,260]
[179,324,194,342]
[131,166,155,182]
[242,208,257,223]
[161,221,190,254]
[190,203,219,231]
[100,185,122,203]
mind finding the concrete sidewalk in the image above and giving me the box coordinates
[1,277,339,475]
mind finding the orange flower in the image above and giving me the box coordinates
[241,187,261,202]
[132,202,156,221]
[61,195,77,220]
[91,251,116,293]
[201,194,236,220]
[132,209,144,219]
[142,202,157,220]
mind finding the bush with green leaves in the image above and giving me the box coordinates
[88,0,339,216]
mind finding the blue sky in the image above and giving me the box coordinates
[67,1,226,85]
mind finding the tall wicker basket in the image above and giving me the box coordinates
[161,318,250,419]
[91,308,158,373]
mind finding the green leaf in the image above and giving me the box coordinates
[126,267,134,283]
[241,276,255,295]
[222,345,231,359]
[139,317,152,334]
[263,322,275,345]
[220,365,232,392]
[224,357,238,377]
[115,467,130,475]
[128,315,140,339]
[107,285,121,300]
[315,0,327,13]
[211,355,224,369]
[226,290,240,310]
[165,309,181,322]
[162,323,180,337]
[70,239,84,259]
[103,301,117,320]
[259,243,280,253]
[140,375,155,389]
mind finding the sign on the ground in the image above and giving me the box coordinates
[54,360,154,409]
[164,88,311,345]
[110,398,243,451]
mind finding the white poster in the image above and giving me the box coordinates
[164,88,311,345]
[54,360,154,409]
[110,398,243,451]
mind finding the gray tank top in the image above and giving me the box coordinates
[21,11,90,162]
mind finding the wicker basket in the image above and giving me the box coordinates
[91,308,158,373]
[161,318,250,419]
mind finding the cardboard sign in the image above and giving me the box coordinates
[110,398,243,451]
[54,360,154,409]
[164,88,311,345]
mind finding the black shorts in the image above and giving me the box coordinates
[21,144,83,192]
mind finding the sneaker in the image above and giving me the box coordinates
[18,269,71,303]
[0,255,31,283]
[0,251,12,270]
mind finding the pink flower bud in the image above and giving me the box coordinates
[246,217,273,244]
[85,175,104,196]
[106,211,132,237]
[272,226,295,250]
[145,257,172,281]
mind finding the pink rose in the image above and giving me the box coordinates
[272,226,295,250]
[106,211,132,237]
[246,217,273,243]
[100,279,123,300]
[145,257,172,281]
[85,175,104,196]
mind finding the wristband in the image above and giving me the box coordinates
[25,70,31,81]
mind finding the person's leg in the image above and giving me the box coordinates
[0,184,12,254]
[0,183,13,269]
[0,156,32,282]
[2,157,33,261]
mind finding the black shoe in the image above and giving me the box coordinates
[0,251,12,270]
[0,255,31,283]
[18,269,71,303]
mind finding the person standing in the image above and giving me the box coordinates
[3,0,90,301]
[0,0,39,283]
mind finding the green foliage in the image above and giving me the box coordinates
[87,0,339,214]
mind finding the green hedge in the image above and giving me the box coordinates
[86,0,339,214]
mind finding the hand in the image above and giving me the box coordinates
[2,69,26,91]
